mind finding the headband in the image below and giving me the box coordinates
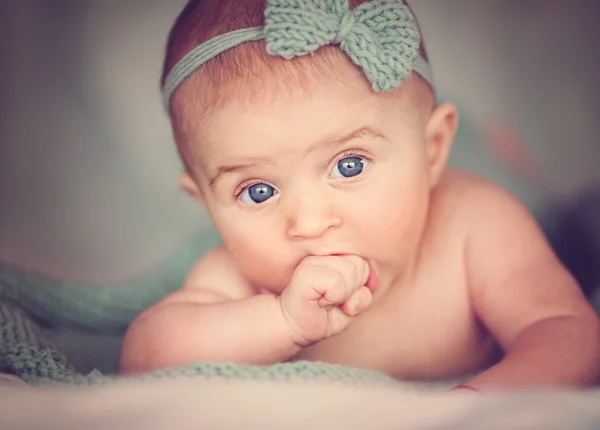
[163,0,434,112]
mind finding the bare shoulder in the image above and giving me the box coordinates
[437,170,579,300]
[432,169,514,207]
[129,245,255,323]
[430,169,536,232]
[182,245,256,300]
[427,168,555,275]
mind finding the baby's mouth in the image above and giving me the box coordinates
[365,261,378,293]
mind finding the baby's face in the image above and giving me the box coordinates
[183,73,437,297]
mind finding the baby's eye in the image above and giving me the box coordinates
[331,156,368,178]
[239,183,278,204]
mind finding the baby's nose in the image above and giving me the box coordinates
[285,192,341,240]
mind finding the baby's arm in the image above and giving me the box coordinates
[119,248,371,374]
[118,247,301,373]
[461,180,600,390]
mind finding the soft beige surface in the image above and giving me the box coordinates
[1,378,600,430]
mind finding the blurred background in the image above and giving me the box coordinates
[1,1,599,294]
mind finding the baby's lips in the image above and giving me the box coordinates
[365,261,378,293]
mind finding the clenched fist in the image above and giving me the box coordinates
[279,255,372,347]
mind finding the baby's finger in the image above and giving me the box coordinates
[316,255,368,294]
[340,286,373,317]
[340,255,369,288]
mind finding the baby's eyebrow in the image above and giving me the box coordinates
[208,126,386,186]
[304,126,387,155]
[209,163,256,187]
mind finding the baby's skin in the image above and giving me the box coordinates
[119,3,600,387]
[119,67,600,391]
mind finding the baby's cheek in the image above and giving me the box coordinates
[223,229,292,293]
[360,183,429,255]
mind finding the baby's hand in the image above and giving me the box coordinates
[279,255,372,346]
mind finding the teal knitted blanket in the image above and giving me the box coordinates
[0,231,395,386]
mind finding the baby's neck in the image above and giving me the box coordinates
[373,251,421,307]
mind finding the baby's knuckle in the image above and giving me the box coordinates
[300,255,321,266]
[320,269,346,291]
[294,260,319,278]
[340,256,360,276]
[292,265,327,286]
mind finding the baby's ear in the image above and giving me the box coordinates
[424,102,459,188]
[179,172,205,205]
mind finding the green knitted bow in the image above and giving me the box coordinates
[264,0,421,92]
[162,0,430,110]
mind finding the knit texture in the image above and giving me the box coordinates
[265,0,420,92]
[163,0,428,110]
[0,231,394,387]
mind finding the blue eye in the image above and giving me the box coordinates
[240,183,277,204]
[331,156,367,178]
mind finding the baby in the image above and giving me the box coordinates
[119,0,600,391]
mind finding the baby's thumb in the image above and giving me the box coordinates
[341,286,373,317]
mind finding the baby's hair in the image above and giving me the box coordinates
[162,0,433,171]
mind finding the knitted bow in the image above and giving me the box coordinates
[264,0,421,92]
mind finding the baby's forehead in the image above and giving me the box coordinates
[194,84,397,146]
[185,92,423,186]
[177,63,422,151]
[200,97,381,155]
